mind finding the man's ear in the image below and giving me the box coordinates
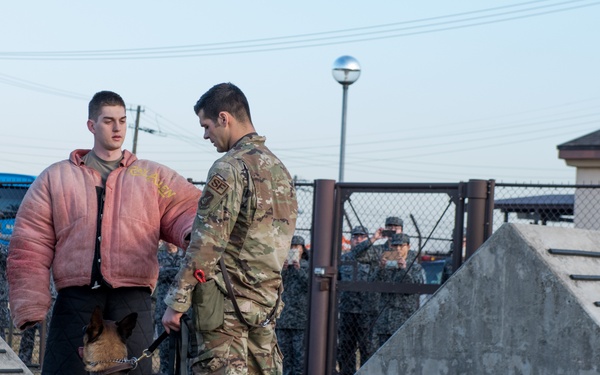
[87,119,95,133]
[218,112,229,126]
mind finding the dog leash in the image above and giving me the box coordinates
[83,317,177,374]
[86,330,169,374]
[167,313,198,375]
[129,329,170,366]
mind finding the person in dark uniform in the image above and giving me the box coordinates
[277,235,310,375]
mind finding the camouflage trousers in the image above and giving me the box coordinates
[191,299,282,375]
[275,328,304,375]
[337,312,377,375]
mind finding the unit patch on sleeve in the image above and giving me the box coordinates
[207,174,230,196]
[199,191,215,209]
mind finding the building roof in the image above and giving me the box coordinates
[557,129,600,161]
[557,129,600,151]
[494,194,573,224]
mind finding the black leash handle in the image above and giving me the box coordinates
[168,313,198,375]
[148,330,169,354]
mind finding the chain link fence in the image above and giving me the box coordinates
[3,178,600,374]
[493,183,600,230]
[333,183,462,374]
[332,181,600,374]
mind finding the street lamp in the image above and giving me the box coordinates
[332,55,361,182]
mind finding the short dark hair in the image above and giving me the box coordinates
[88,91,126,121]
[193,83,252,123]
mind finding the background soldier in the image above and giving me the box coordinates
[154,240,186,374]
[337,226,379,375]
[276,235,310,375]
[0,243,9,340]
[350,216,404,264]
[373,233,425,346]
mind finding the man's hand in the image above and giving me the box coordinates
[162,306,184,333]
[371,228,383,243]
[399,257,407,269]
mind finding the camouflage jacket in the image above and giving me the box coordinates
[154,245,185,321]
[277,258,309,329]
[373,251,425,335]
[338,245,380,314]
[166,133,298,313]
[157,245,185,285]
[349,238,390,267]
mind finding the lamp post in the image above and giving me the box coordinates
[332,55,361,182]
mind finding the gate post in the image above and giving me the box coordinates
[306,179,336,375]
[465,179,494,259]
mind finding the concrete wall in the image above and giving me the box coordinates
[0,337,34,374]
[358,223,600,375]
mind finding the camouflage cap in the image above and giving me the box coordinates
[291,235,305,246]
[385,216,404,227]
[390,233,410,245]
[351,226,368,236]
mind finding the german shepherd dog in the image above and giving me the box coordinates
[80,306,138,375]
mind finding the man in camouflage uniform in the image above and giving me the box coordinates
[0,243,9,340]
[154,240,186,374]
[163,83,298,375]
[337,226,379,375]
[373,233,425,347]
[344,218,404,361]
[276,235,309,375]
[349,216,404,264]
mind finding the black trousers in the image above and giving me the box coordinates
[42,285,153,375]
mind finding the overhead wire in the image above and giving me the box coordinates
[0,0,553,56]
[0,1,597,181]
[0,0,597,60]
[0,73,89,100]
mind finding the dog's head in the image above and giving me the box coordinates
[81,306,138,373]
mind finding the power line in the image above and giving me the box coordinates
[0,0,597,60]
[0,73,205,149]
[0,73,89,100]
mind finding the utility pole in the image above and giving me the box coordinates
[130,105,144,154]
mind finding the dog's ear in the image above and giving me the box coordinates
[117,312,138,340]
[85,306,105,343]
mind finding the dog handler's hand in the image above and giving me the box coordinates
[162,307,184,333]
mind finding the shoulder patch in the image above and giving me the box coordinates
[207,174,230,196]
[199,191,215,209]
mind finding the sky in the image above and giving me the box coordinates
[1,0,599,184]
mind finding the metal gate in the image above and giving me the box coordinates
[304,179,494,375]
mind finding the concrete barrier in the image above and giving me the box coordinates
[0,336,34,374]
[358,223,600,375]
